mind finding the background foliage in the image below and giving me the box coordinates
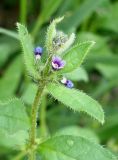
[0,0,118,159]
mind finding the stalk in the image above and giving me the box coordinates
[29,83,45,160]
[40,95,47,137]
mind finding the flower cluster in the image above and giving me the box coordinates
[52,31,68,50]
[34,47,74,88]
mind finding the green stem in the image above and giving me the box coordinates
[29,84,45,160]
[20,0,27,25]
[40,95,47,137]
[43,54,53,77]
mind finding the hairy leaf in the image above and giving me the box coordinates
[56,33,75,55]
[0,98,30,134]
[47,83,104,124]
[59,41,95,74]
[46,17,64,53]
[17,23,39,78]
[39,135,116,160]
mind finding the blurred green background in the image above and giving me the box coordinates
[0,0,118,159]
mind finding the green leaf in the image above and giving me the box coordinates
[59,41,95,74]
[0,36,19,67]
[47,83,104,124]
[0,129,28,149]
[0,98,30,134]
[17,23,39,78]
[46,17,64,53]
[55,126,99,143]
[56,32,75,55]
[0,56,22,100]
[39,135,116,160]
[64,67,88,82]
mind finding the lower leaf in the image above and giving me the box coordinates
[38,135,116,160]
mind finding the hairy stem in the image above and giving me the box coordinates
[40,95,47,137]
[29,84,45,160]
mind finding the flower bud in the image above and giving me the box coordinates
[60,77,74,88]
[34,46,43,60]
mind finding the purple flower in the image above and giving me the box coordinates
[52,56,66,70]
[61,77,74,89]
[34,46,43,60]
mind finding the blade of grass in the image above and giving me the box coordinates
[0,28,18,40]
[32,0,63,39]
[20,0,27,25]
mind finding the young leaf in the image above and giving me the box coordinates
[46,17,64,53]
[39,135,116,160]
[56,33,75,55]
[17,23,39,78]
[0,98,30,134]
[59,41,95,74]
[46,83,104,124]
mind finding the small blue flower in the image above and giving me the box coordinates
[52,56,66,70]
[66,80,74,88]
[61,77,74,89]
[34,46,43,60]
